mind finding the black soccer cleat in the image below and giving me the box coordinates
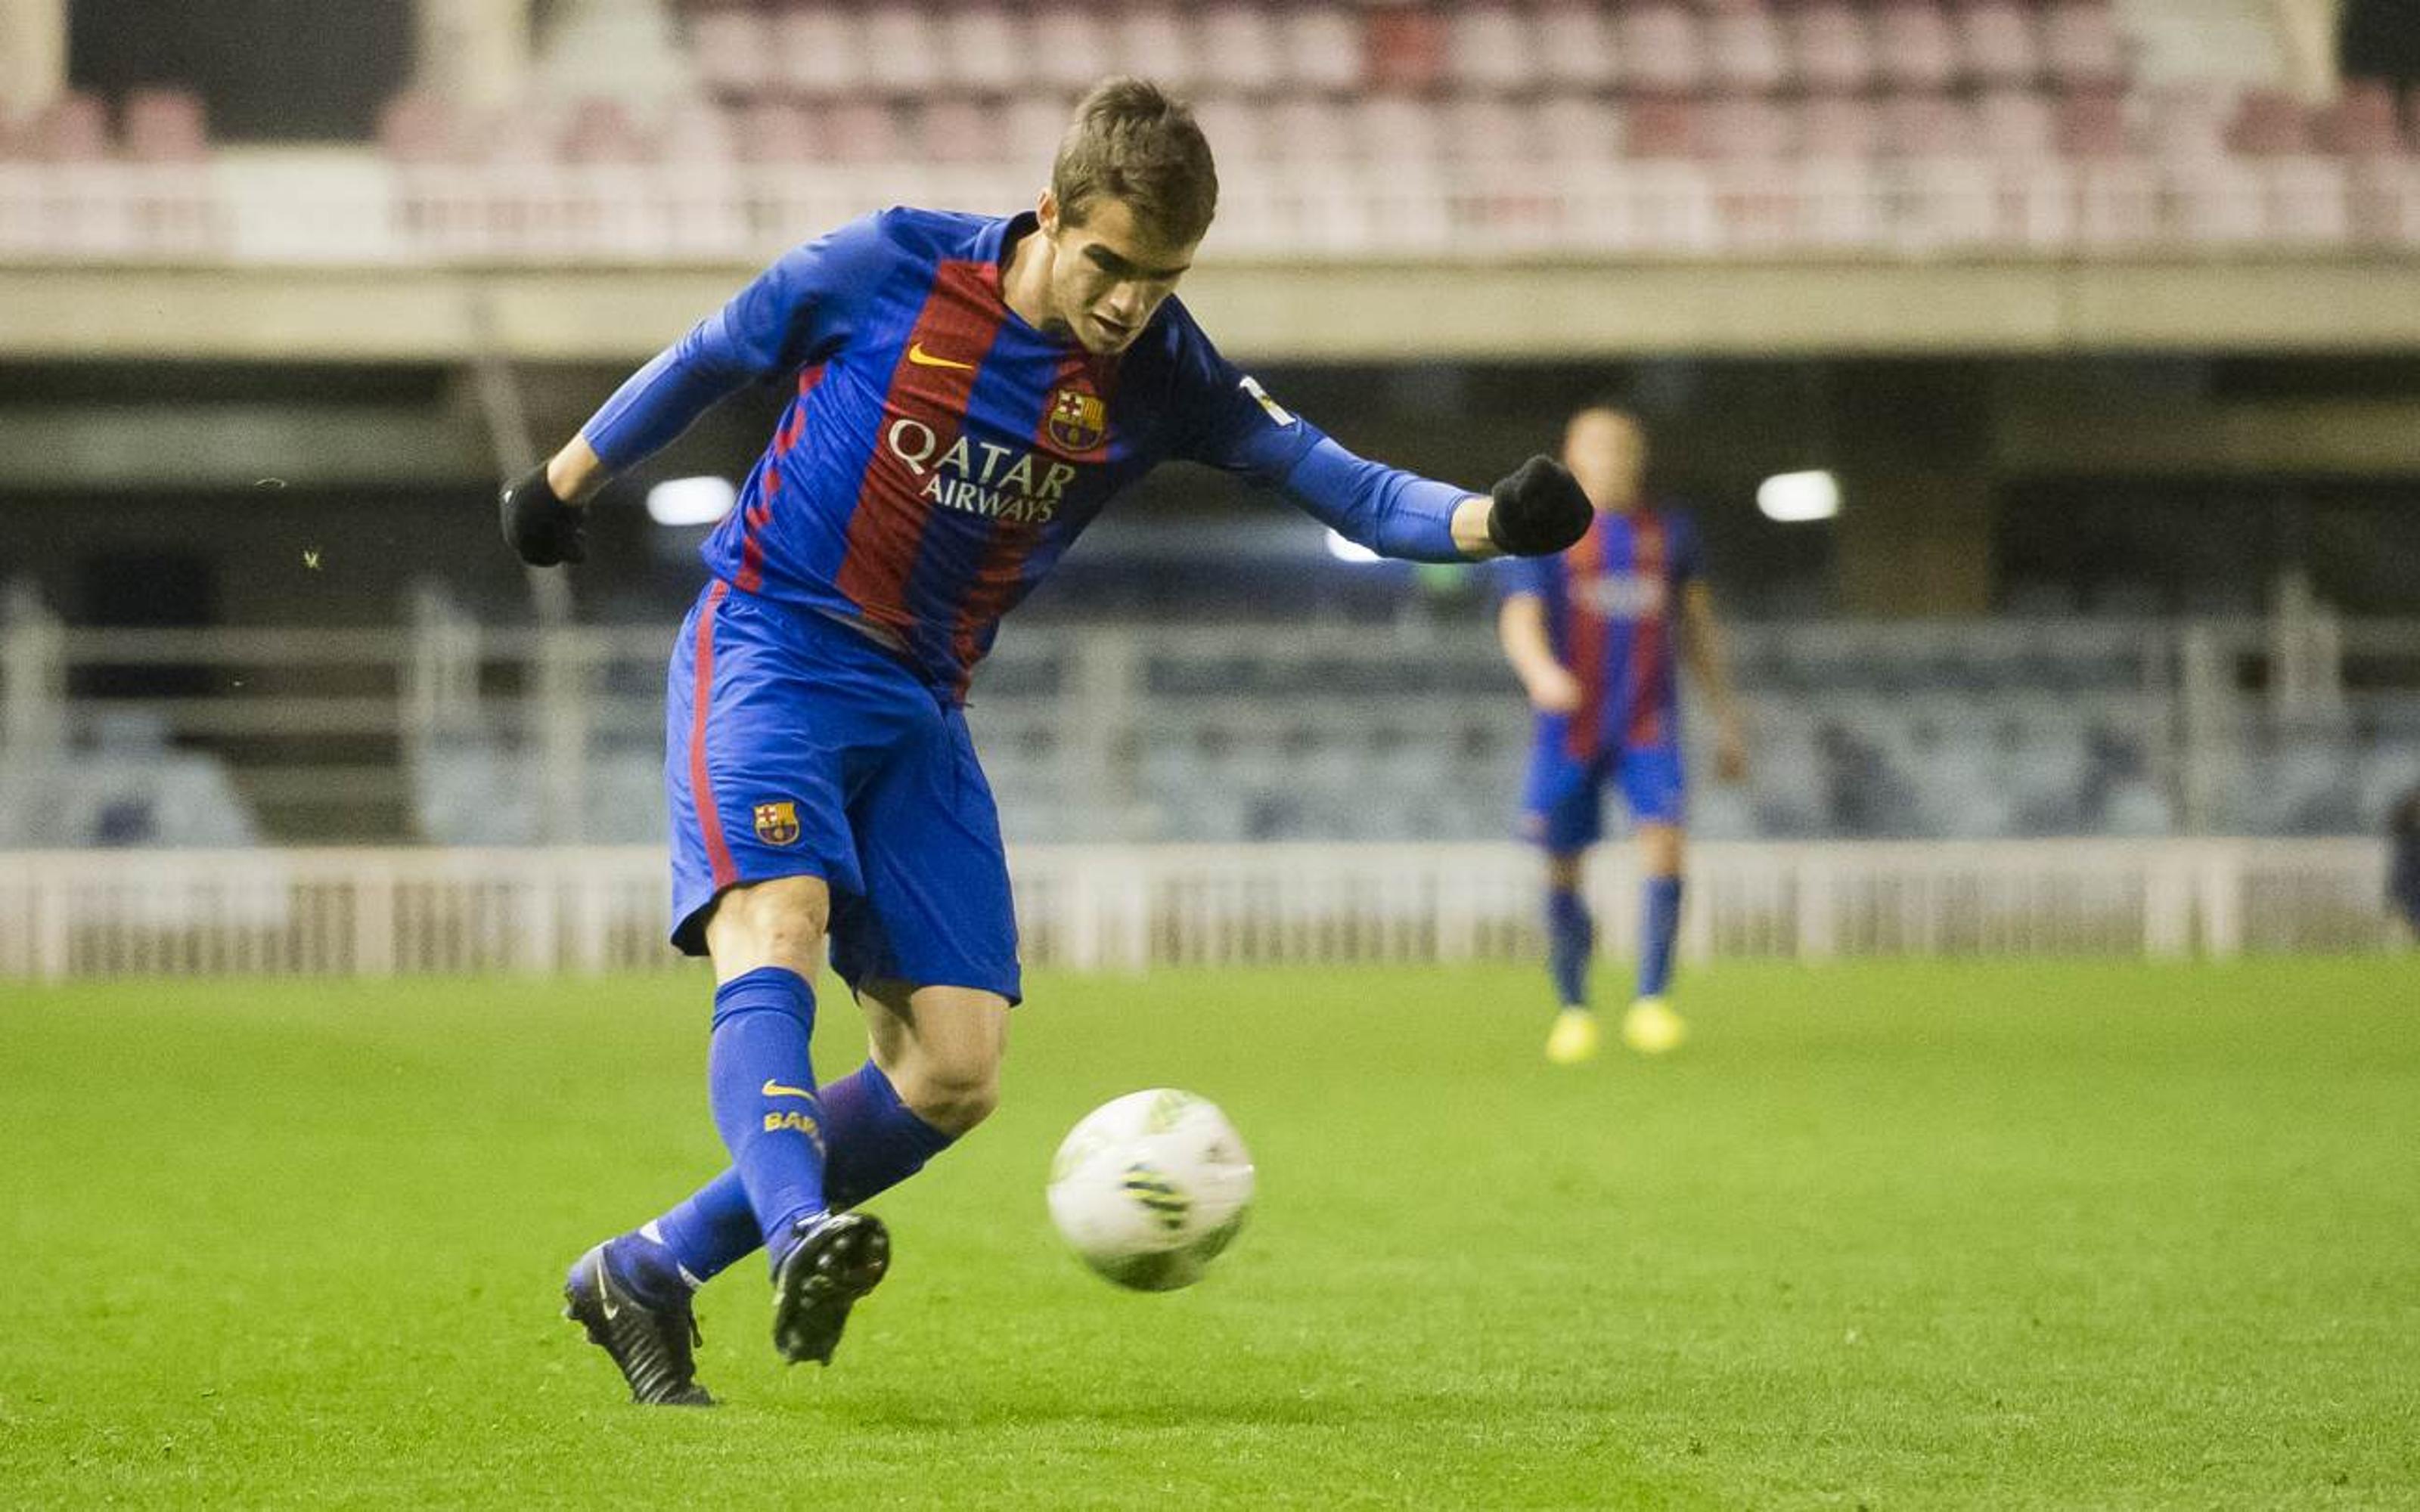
[770,1211,890,1366]
[562,1244,715,1406]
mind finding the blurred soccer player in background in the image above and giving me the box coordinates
[1497,404,1748,1065]
[2388,782,2420,943]
[498,78,1593,1405]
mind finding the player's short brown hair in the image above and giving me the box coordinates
[1052,78,1218,248]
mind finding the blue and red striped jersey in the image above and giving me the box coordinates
[1503,505,1701,759]
[582,207,1472,697]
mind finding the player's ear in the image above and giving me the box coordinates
[1037,189,1061,239]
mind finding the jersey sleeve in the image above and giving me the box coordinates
[582,211,894,469]
[1168,312,1470,563]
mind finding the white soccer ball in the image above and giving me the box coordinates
[1047,1088,1256,1291]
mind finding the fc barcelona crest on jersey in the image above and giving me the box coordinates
[1047,388,1106,454]
[752,800,800,846]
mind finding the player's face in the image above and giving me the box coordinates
[1038,192,1197,355]
[1562,409,1646,510]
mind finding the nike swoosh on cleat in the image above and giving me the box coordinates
[762,1078,814,1099]
[595,1254,619,1320]
[907,342,975,371]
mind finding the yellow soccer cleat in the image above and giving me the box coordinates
[1621,996,1688,1056]
[1544,1007,1602,1065]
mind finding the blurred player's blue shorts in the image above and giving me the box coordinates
[1519,736,1688,852]
[664,579,1020,1004]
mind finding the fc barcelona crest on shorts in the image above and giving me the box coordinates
[1047,388,1106,454]
[752,800,801,846]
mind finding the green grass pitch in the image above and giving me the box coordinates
[6,958,2418,1508]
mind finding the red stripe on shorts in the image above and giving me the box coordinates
[687,579,737,888]
[835,262,1005,637]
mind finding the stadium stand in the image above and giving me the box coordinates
[9,1,2418,262]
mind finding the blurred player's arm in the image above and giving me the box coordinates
[1497,592,1581,714]
[1680,581,1748,782]
[500,215,889,565]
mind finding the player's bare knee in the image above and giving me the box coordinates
[896,1060,999,1136]
[705,875,830,976]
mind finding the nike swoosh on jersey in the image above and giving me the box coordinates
[761,1078,815,1099]
[907,342,976,371]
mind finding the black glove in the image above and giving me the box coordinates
[1485,454,1593,556]
[499,463,587,566]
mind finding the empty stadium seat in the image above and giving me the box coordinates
[1793,3,1876,93]
[1028,5,1116,93]
[1196,5,1284,95]
[937,5,1025,94]
[1618,3,1705,93]
[1534,2,1620,91]
[687,5,771,95]
[122,88,209,162]
[1957,2,2043,86]
[772,7,865,98]
[1872,1,1959,91]
[1280,5,1367,91]
[1447,4,1537,93]
[1705,4,1791,94]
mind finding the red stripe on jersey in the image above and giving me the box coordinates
[774,361,824,454]
[835,262,1004,637]
[687,580,737,889]
[740,364,826,593]
[736,466,776,593]
[946,347,1120,695]
[1625,513,1668,748]
[1564,519,1607,764]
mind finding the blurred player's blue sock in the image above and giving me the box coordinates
[1547,883,1594,1007]
[707,966,828,1263]
[820,1061,956,1210]
[1639,874,1684,999]
[645,1171,757,1286]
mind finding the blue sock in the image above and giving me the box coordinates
[643,1170,757,1287]
[1547,884,1594,1008]
[599,1230,696,1310]
[820,1061,957,1210]
[707,966,828,1263]
[1640,874,1684,999]
[621,1064,954,1289]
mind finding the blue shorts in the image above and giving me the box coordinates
[1518,734,1688,854]
[664,580,1021,1003]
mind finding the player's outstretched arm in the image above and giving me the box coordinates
[1177,333,1589,562]
[498,212,891,569]
[500,437,610,567]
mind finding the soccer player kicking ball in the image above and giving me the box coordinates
[501,79,1592,1405]
[1496,404,1748,1065]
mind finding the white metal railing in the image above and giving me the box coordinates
[2,154,2417,265]
[0,838,2396,981]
